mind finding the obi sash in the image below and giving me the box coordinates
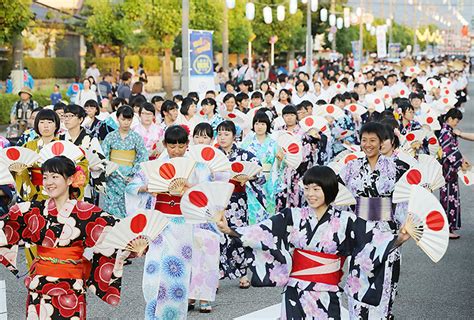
[31,168,43,186]
[110,149,136,167]
[262,163,272,180]
[229,179,246,193]
[290,249,345,286]
[355,197,393,221]
[155,193,182,216]
[32,246,91,280]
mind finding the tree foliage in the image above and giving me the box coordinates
[143,0,181,49]
[0,0,33,44]
[228,0,252,54]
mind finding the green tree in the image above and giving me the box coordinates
[228,0,252,55]
[0,0,32,44]
[190,0,223,49]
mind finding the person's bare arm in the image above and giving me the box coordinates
[454,129,474,141]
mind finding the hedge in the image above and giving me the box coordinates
[95,55,161,74]
[0,57,78,80]
[0,90,67,125]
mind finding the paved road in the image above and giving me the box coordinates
[2,84,474,319]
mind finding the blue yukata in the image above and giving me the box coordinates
[101,130,147,218]
[332,111,357,157]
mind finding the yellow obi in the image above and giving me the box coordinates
[110,149,136,167]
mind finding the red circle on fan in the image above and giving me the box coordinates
[426,211,444,231]
[6,148,20,161]
[406,169,422,185]
[374,98,381,104]
[445,90,449,95]
[305,117,314,126]
[321,125,327,132]
[406,133,415,142]
[336,84,341,89]
[428,137,437,145]
[400,90,406,95]
[340,130,347,136]
[344,154,358,164]
[130,214,147,233]
[429,80,433,85]
[231,162,244,173]
[384,94,389,99]
[426,117,433,124]
[189,191,208,208]
[447,81,451,85]
[200,110,205,116]
[51,142,64,156]
[201,147,215,161]
[443,98,449,104]
[228,113,236,119]
[349,105,357,112]
[159,163,176,180]
[72,84,79,92]
[287,143,299,154]
[463,176,470,185]
[326,105,335,113]
[410,67,414,72]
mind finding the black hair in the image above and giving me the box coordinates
[282,105,298,116]
[223,93,236,104]
[342,92,352,101]
[160,100,179,118]
[315,99,327,106]
[374,76,387,86]
[302,166,339,205]
[173,94,184,103]
[34,109,60,135]
[252,112,271,134]
[64,104,86,120]
[225,80,235,89]
[187,92,200,104]
[330,94,343,104]
[264,90,275,98]
[180,97,195,116]
[205,90,216,97]
[359,122,385,142]
[151,95,164,104]
[235,92,249,105]
[380,121,400,149]
[259,81,269,90]
[164,125,189,144]
[41,156,80,198]
[139,102,156,115]
[116,105,134,119]
[351,92,359,101]
[442,108,463,123]
[193,122,213,138]
[131,95,147,108]
[295,80,309,92]
[409,92,423,101]
[84,99,100,116]
[299,100,313,110]
[53,102,67,112]
[279,89,292,103]
[296,103,308,112]
[111,97,127,112]
[399,100,414,115]
[251,91,263,100]
[216,120,236,136]
[201,98,218,114]
[339,78,349,86]
[277,74,287,83]
[243,80,254,92]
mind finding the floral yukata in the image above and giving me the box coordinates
[331,111,357,157]
[439,123,463,231]
[219,144,266,280]
[340,155,408,319]
[233,206,397,319]
[101,130,148,218]
[132,122,164,159]
[0,199,125,319]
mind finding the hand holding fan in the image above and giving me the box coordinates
[419,114,441,131]
[181,182,234,224]
[0,147,40,173]
[39,141,84,163]
[187,145,230,172]
[141,157,196,195]
[403,185,449,263]
[230,161,262,184]
[98,210,169,256]
[276,132,303,169]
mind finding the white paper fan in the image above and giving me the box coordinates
[141,157,196,195]
[396,150,418,167]
[404,185,449,263]
[440,96,458,108]
[314,104,345,120]
[327,161,343,175]
[221,109,249,128]
[424,78,440,92]
[400,129,426,146]
[419,113,441,131]
[458,169,474,186]
[344,103,367,116]
[276,132,303,169]
[180,181,234,224]
[426,134,440,157]
[230,161,262,183]
[39,141,84,163]
[187,145,230,172]
[98,210,169,256]
[366,95,385,113]
[405,66,421,77]
[342,144,361,153]
[299,116,330,136]
[0,170,14,185]
[333,183,356,206]
[84,149,104,169]
[0,147,40,173]
[337,151,365,166]
[105,161,120,177]
[334,129,354,140]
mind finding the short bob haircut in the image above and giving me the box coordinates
[398,100,414,115]
[359,121,386,142]
[251,91,263,100]
[302,166,339,205]
[295,79,309,92]
[139,102,155,116]
[235,92,249,105]
[116,105,134,119]
[151,95,164,104]
[223,93,236,104]
[35,109,60,136]
[216,120,236,136]
[180,97,195,116]
[193,122,213,138]
[164,125,189,144]
[41,156,79,199]
[201,98,218,113]
[64,104,86,120]
[160,100,179,118]
[381,122,400,149]
[84,99,100,116]
[111,97,127,112]
[252,111,271,134]
[282,105,298,116]
[264,90,275,98]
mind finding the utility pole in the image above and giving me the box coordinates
[331,0,336,51]
[222,1,229,74]
[359,0,364,71]
[306,1,312,75]
[182,0,190,94]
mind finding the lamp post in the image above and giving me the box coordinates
[358,0,364,71]
[223,2,229,73]
[306,1,312,75]
[182,0,190,94]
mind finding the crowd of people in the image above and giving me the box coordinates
[0,55,472,319]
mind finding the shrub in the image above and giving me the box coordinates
[95,55,161,74]
[24,57,78,79]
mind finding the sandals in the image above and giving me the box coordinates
[239,278,251,289]
[449,232,460,239]
[188,300,196,311]
[199,302,212,313]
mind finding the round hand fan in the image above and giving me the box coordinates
[440,96,458,108]
[39,141,84,163]
[0,170,14,185]
[299,116,330,136]
[333,183,356,206]
[419,114,441,131]
[366,96,385,113]
[187,145,230,172]
[440,87,453,97]
[141,157,196,195]
[98,210,169,256]
[276,132,303,169]
[314,104,345,120]
[221,108,249,128]
[404,185,449,263]
[458,169,474,186]
[230,161,262,183]
[331,82,345,93]
[425,134,440,157]
[337,151,365,166]
[405,66,421,77]
[344,103,367,116]
[0,147,40,173]
[394,83,410,98]
[180,181,235,224]
[342,144,361,153]
[424,78,440,92]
